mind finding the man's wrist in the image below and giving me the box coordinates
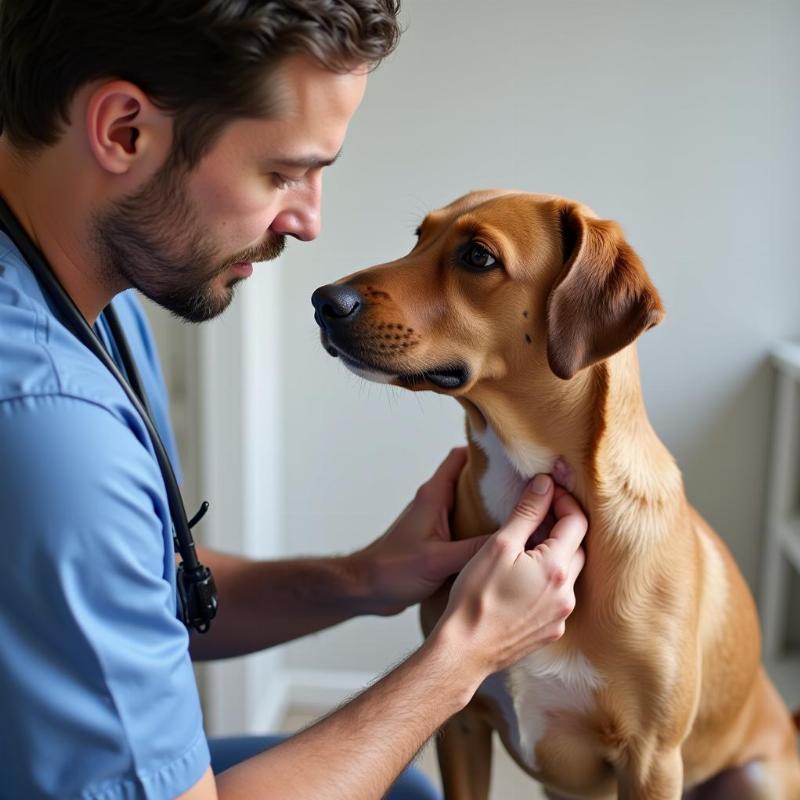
[418,620,486,711]
[337,548,402,617]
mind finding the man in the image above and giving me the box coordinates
[0,2,587,798]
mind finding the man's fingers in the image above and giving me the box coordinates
[567,546,586,584]
[543,498,588,562]
[552,488,584,522]
[427,447,468,490]
[439,534,492,574]
[498,474,555,550]
[415,447,468,506]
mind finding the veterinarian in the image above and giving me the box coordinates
[0,2,588,798]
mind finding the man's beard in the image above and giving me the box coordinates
[91,162,285,322]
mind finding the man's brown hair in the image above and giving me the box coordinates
[0,0,401,167]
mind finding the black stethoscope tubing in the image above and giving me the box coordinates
[0,196,217,632]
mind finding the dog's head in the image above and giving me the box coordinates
[312,190,664,395]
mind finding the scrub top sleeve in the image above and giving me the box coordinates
[0,394,209,800]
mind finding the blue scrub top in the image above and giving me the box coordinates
[0,231,210,798]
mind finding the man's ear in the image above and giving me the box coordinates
[85,80,171,176]
[545,201,665,380]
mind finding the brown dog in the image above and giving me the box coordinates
[312,190,800,799]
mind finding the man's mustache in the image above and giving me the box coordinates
[220,234,286,273]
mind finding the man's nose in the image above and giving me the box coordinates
[270,177,322,241]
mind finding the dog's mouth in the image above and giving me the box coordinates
[396,365,468,390]
[321,333,469,390]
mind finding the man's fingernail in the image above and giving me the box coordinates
[531,474,551,495]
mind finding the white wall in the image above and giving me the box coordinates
[277,0,800,682]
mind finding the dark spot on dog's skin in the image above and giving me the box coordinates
[525,334,532,344]
[523,310,529,318]
[369,321,421,355]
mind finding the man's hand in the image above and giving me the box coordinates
[192,453,586,665]
[348,447,489,616]
[435,473,587,679]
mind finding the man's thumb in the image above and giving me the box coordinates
[444,534,491,573]
[499,474,554,548]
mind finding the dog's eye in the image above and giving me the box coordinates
[462,242,498,270]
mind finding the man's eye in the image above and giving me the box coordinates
[272,173,302,190]
[462,242,498,270]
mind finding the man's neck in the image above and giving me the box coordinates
[0,139,119,323]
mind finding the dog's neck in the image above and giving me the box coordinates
[591,347,684,533]
[462,346,683,550]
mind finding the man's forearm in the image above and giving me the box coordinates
[214,628,478,799]
[189,546,375,660]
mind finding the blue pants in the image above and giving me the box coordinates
[208,735,441,799]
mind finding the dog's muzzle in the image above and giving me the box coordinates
[311,283,470,390]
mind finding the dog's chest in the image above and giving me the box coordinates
[479,650,602,771]
[470,423,602,772]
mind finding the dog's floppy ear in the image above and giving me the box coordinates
[545,202,665,380]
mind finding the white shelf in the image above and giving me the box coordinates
[782,516,800,574]
[766,656,800,711]
[761,341,800,660]
[771,340,800,378]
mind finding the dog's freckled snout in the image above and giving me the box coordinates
[365,286,390,301]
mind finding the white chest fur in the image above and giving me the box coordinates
[469,422,602,772]
[469,423,555,526]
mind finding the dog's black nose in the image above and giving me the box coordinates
[311,284,363,328]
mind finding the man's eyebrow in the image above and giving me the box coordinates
[268,149,343,170]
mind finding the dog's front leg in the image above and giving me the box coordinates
[436,704,493,800]
[617,747,683,800]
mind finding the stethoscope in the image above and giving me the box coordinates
[0,196,217,633]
